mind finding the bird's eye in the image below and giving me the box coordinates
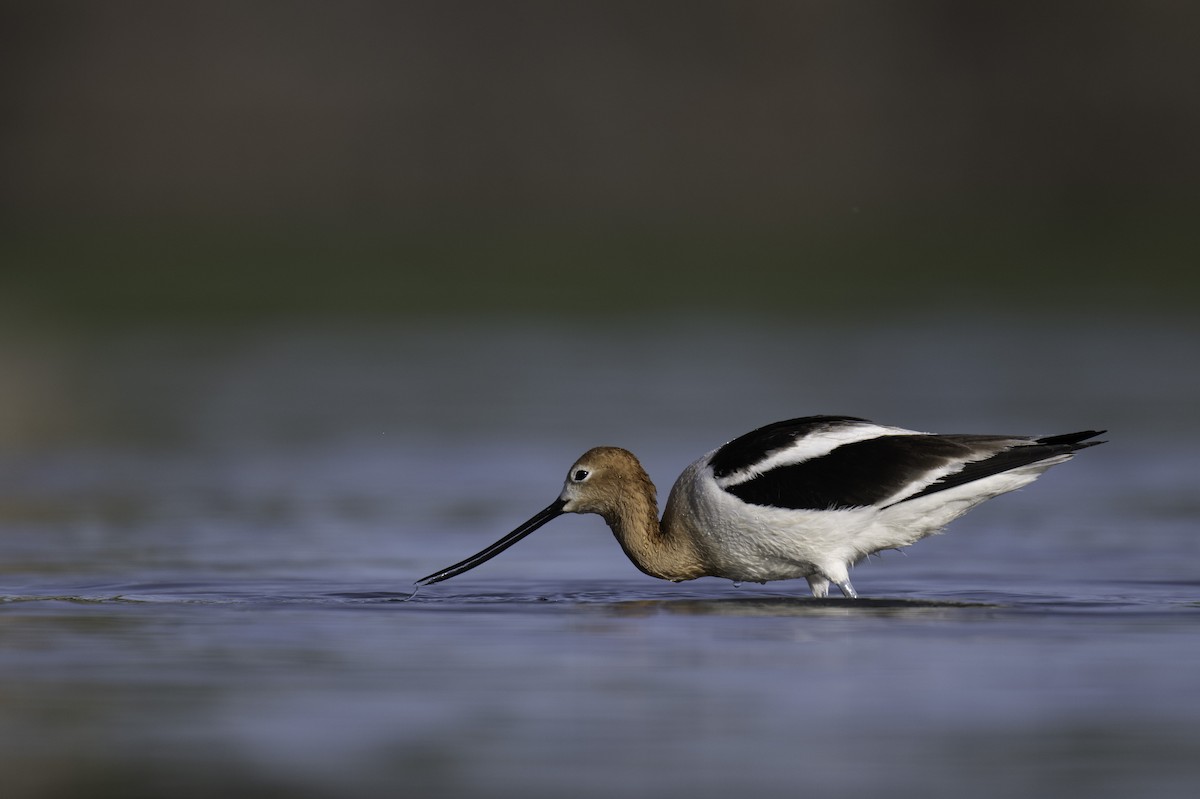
[572,469,590,482]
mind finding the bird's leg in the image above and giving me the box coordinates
[835,579,858,599]
[806,575,830,598]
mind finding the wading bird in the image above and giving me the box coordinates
[415,416,1103,597]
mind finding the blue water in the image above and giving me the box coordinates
[2,317,1198,798]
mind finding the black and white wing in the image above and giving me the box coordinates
[708,416,1104,511]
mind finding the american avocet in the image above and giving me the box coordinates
[415,416,1104,598]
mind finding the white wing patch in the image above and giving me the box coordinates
[877,438,1039,507]
[876,462,968,506]
[713,422,923,489]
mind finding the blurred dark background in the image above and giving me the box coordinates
[2,9,1199,798]
[1,0,1197,321]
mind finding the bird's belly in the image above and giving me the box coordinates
[702,527,830,582]
[694,503,875,583]
[708,554,818,584]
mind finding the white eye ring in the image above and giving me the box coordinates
[572,469,590,482]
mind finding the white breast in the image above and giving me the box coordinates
[665,456,876,583]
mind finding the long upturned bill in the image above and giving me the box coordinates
[414,499,567,587]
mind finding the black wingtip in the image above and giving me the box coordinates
[1034,430,1107,447]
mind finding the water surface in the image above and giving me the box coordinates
[2,317,1198,798]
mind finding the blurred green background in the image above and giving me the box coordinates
[2,0,1197,324]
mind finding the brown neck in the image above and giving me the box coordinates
[601,483,706,582]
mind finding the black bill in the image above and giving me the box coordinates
[414,498,567,587]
